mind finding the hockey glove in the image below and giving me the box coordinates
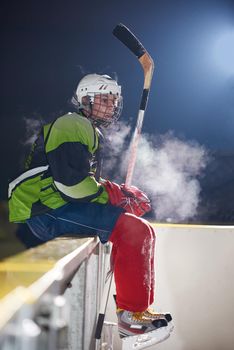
[102,180,151,217]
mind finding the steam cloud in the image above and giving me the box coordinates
[103,121,131,176]
[105,124,208,222]
[22,117,45,145]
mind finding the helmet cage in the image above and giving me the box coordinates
[80,92,123,127]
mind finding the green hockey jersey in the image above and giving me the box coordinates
[8,113,108,223]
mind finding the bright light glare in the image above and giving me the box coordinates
[213,29,234,75]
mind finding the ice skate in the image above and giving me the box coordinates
[117,309,171,349]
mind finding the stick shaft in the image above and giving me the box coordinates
[125,110,144,186]
[126,56,154,186]
[95,273,113,339]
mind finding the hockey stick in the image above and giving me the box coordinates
[113,23,155,186]
[95,23,154,341]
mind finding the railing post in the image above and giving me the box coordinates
[83,252,99,349]
[65,261,86,350]
[95,242,112,350]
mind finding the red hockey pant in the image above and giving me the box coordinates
[109,212,156,312]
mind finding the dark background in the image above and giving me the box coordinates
[1,0,234,222]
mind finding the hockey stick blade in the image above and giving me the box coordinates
[113,23,146,59]
[112,24,154,87]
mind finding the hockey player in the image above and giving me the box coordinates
[8,74,172,344]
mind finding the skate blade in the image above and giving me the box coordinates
[122,327,170,350]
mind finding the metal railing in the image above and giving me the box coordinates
[0,237,112,350]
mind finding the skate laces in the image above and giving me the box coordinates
[132,311,149,322]
[145,308,173,323]
[144,308,164,319]
[133,309,166,321]
[117,308,156,323]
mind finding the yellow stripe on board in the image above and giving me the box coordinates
[0,261,54,272]
[151,222,234,229]
[0,237,91,300]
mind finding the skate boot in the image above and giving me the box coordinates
[143,308,174,333]
[117,308,170,349]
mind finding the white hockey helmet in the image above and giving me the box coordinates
[73,74,122,126]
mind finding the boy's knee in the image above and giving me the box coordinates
[111,212,153,246]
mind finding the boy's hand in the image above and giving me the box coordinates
[102,180,151,217]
